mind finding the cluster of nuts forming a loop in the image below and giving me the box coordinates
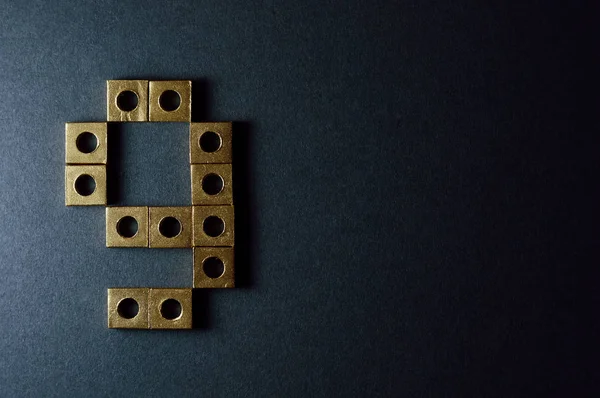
[65,80,235,329]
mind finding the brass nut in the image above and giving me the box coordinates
[193,247,235,288]
[191,164,233,205]
[65,122,108,164]
[148,288,192,329]
[189,122,232,164]
[149,207,193,248]
[106,207,149,248]
[107,288,149,329]
[65,165,106,206]
[148,80,191,122]
[192,205,234,247]
[106,80,149,122]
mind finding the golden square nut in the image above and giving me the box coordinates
[148,80,191,122]
[149,207,193,248]
[191,164,233,205]
[192,205,234,247]
[106,80,149,122]
[65,165,106,206]
[65,122,108,164]
[189,122,232,164]
[107,288,149,329]
[148,288,192,329]
[194,247,235,288]
[106,207,149,247]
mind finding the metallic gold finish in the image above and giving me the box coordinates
[192,205,235,247]
[193,247,235,288]
[148,288,192,329]
[189,122,232,164]
[65,122,108,164]
[105,207,149,248]
[65,165,106,206]
[191,164,233,205]
[107,288,150,329]
[148,80,191,122]
[106,80,149,122]
[148,207,193,248]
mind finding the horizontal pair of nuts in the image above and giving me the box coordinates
[107,288,192,329]
[106,207,191,248]
[106,206,234,247]
[107,80,191,122]
[66,167,235,208]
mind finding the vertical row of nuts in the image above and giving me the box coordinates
[65,122,108,206]
[190,122,235,288]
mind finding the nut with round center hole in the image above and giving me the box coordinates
[65,165,106,206]
[192,205,234,247]
[105,206,149,248]
[149,207,193,248]
[191,163,233,205]
[148,80,191,122]
[148,288,192,329]
[65,122,108,164]
[107,288,150,329]
[189,122,232,164]
[193,247,235,288]
[106,80,149,122]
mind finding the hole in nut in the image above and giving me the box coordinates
[75,132,98,154]
[117,216,138,238]
[160,299,182,320]
[74,174,96,196]
[202,173,224,196]
[203,216,225,237]
[117,298,139,319]
[159,217,182,238]
[116,90,139,112]
[159,90,181,112]
[199,131,222,153]
[203,257,225,279]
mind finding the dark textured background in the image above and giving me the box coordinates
[0,1,598,396]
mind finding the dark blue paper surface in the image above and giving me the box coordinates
[0,0,597,396]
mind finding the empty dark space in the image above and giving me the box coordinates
[110,123,190,206]
[0,1,597,397]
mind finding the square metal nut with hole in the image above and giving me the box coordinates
[189,122,232,164]
[65,122,108,164]
[106,206,149,248]
[193,247,235,288]
[148,288,192,329]
[107,288,149,329]
[191,164,233,206]
[192,205,235,247]
[106,80,149,122]
[148,80,191,122]
[148,207,193,248]
[65,165,106,206]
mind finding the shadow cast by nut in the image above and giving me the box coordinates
[192,289,212,329]
[232,121,256,288]
[106,122,124,205]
